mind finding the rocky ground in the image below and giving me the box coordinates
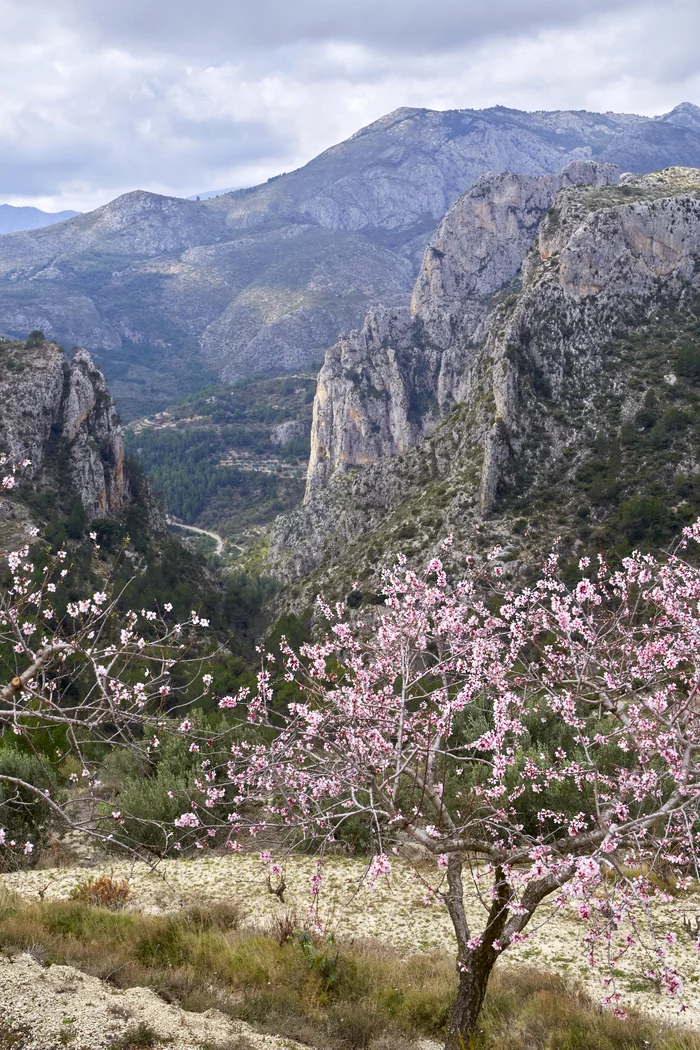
[0,951,305,1050]
[4,855,700,1033]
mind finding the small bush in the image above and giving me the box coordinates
[24,329,45,348]
[676,342,700,379]
[0,746,58,867]
[70,875,131,910]
[268,907,300,945]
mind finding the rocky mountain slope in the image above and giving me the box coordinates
[0,335,242,633]
[0,336,130,549]
[267,164,700,602]
[2,104,700,418]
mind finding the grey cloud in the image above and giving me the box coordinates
[166,117,291,169]
[0,0,698,211]
[23,0,659,57]
[0,108,290,198]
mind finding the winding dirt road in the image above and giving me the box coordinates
[166,518,224,555]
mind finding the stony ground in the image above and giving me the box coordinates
[5,855,700,1032]
[0,951,304,1050]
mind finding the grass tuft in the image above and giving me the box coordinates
[109,1021,159,1049]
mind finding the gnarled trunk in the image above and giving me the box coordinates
[444,940,499,1049]
[443,856,512,1049]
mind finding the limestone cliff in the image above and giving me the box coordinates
[0,339,130,545]
[269,166,700,595]
[304,161,620,500]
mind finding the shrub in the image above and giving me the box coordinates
[111,1022,159,1049]
[70,875,131,910]
[110,773,190,854]
[24,329,46,348]
[268,908,300,945]
[676,342,700,379]
[619,495,668,544]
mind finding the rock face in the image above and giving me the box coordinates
[270,419,309,447]
[1,105,700,418]
[268,166,700,589]
[305,161,620,499]
[0,340,130,532]
[61,349,130,519]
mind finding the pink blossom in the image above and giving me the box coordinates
[174,812,200,828]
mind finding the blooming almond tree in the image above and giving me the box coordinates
[177,527,700,1047]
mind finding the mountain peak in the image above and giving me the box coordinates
[658,102,700,132]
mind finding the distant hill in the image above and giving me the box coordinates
[1,102,700,419]
[0,203,79,234]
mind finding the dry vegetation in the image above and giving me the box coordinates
[8,855,700,1028]
[0,880,700,1049]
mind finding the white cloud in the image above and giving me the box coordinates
[0,0,697,211]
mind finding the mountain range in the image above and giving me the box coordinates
[1,102,700,419]
[0,203,79,235]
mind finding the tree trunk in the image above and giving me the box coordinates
[444,944,498,1050]
[443,859,512,1049]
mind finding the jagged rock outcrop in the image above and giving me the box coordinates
[2,105,700,417]
[270,419,309,447]
[304,161,620,499]
[0,339,130,537]
[60,349,129,519]
[268,166,700,591]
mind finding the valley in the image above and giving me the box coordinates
[6,102,700,1050]
[124,373,316,558]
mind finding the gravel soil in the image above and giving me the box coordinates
[0,951,303,1050]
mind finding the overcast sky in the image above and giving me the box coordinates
[1,0,698,212]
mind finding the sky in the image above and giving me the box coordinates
[1,0,699,213]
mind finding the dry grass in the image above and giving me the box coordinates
[0,1019,30,1050]
[0,896,697,1049]
[479,967,700,1049]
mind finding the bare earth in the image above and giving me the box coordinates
[4,855,700,1041]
